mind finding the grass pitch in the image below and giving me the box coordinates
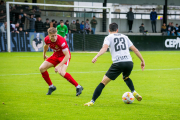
[0,51,180,120]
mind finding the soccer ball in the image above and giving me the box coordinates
[122,92,134,104]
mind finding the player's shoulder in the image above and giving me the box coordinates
[44,35,51,44]
[44,35,50,41]
[120,33,128,38]
[57,35,66,41]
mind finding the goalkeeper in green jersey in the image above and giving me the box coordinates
[56,20,68,39]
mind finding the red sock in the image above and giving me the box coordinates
[64,73,78,87]
[41,71,52,86]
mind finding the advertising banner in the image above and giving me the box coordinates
[0,32,74,52]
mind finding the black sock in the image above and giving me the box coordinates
[124,78,135,92]
[92,83,105,103]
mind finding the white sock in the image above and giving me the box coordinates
[90,100,95,103]
[76,85,81,88]
[49,84,54,88]
[131,90,136,94]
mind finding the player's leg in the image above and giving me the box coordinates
[39,61,54,85]
[84,75,111,106]
[57,60,83,96]
[84,63,121,106]
[39,56,57,95]
[122,62,142,101]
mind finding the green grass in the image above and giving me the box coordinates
[0,51,180,120]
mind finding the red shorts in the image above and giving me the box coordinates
[46,55,70,67]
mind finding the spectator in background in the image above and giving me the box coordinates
[139,23,148,35]
[90,16,98,34]
[0,0,5,5]
[80,21,85,33]
[19,9,25,23]
[64,20,70,33]
[150,8,157,33]
[76,19,80,33]
[24,13,36,32]
[0,21,6,32]
[15,4,21,10]
[0,0,6,12]
[22,0,29,10]
[174,24,180,36]
[16,15,25,30]
[161,23,167,35]
[50,19,55,28]
[85,19,91,34]
[126,7,134,33]
[0,10,6,27]
[167,22,175,36]
[35,17,43,33]
[10,23,19,33]
[70,20,77,33]
[54,21,58,28]
[44,18,50,32]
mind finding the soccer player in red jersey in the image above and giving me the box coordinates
[39,27,83,96]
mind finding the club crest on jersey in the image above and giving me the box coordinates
[55,45,59,49]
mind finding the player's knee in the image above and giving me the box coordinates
[39,66,46,73]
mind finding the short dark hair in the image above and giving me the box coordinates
[86,19,89,21]
[46,18,49,20]
[93,16,95,17]
[60,20,64,24]
[52,19,55,22]
[109,23,118,32]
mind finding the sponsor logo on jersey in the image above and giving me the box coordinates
[165,37,180,49]
[115,55,128,61]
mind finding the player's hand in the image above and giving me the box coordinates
[92,56,97,63]
[43,55,48,60]
[141,61,145,71]
[55,65,62,73]
[54,66,58,73]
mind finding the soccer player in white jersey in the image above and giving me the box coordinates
[84,23,145,106]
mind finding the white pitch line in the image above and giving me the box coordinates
[0,68,180,77]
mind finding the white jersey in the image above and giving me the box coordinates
[103,33,133,63]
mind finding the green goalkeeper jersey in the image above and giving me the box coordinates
[56,25,68,37]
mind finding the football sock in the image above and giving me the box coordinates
[49,84,54,88]
[41,71,53,86]
[124,78,135,92]
[76,85,81,88]
[64,73,78,87]
[92,83,105,102]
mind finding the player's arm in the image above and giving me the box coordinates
[65,26,68,35]
[55,49,70,73]
[43,44,49,60]
[130,45,145,71]
[92,44,109,63]
[64,26,68,39]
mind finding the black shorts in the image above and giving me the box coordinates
[105,61,133,80]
